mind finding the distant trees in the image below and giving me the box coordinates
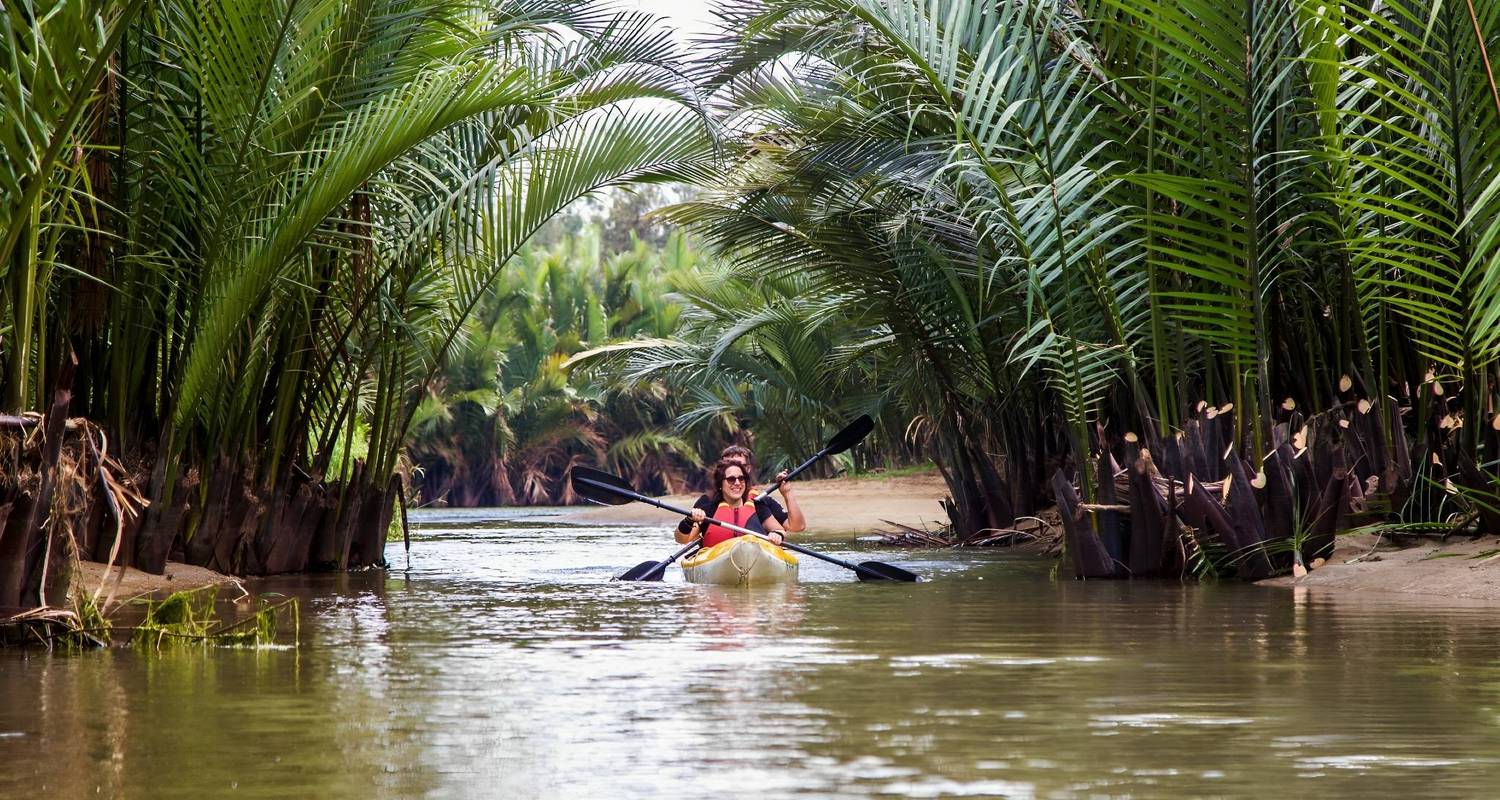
[408,230,705,506]
[0,0,713,587]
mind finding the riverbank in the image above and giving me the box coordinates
[561,470,951,535]
[74,560,242,604]
[1,560,241,647]
[1260,532,1500,602]
[565,470,1500,602]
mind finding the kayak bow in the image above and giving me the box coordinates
[682,536,799,586]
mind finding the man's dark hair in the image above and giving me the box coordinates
[721,444,753,465]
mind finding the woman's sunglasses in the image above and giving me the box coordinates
[723,475,746,484]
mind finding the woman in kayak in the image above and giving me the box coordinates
[723,445,806,532]
[675,445,806,540]
[676,459,787,548]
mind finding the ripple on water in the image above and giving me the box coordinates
[878,777,1036,798]
[887,653,1107,671]
[9,511,1500,799]
[1089,713,1258,730]
[1295,755,1472,770]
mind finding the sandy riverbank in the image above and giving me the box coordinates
[74,560,242,604]
[60,496,1500,607]
[1259,532,1500,602]
[76,478,1500,605]
[561,471,952,537]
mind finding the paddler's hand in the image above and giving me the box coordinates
[775,470,791,494]
[689,508,706,528]
[767,532,785,546]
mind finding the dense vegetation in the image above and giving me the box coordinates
[408,217,924,507]
[406,226,700,506]
[1,0,711,602]
[4,0,1500,611]
[593,0,1500,575]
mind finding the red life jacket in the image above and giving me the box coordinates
[702,502,764,548]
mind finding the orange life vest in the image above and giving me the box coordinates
[702,502,764,548]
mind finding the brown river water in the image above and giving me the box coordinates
[4,508,1500,798]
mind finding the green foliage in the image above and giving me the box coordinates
[1,0,714,566]
[8,0,1499,554]
[413,219,926,504]
[626,0,1500,539]
[130,588,296,651]
[409,228,711,503]
[569,254,917,476]
[851,462,938,479]
[58,590,112,651]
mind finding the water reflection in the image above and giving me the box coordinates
[693,584,808,643]
[4,509,1500,798]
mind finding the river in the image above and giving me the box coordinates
[4,508,1500,798]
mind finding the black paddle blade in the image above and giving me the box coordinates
[570,466,636,505]
[616,560,665,582]
[855,560,920,582]
[825,414,875,456]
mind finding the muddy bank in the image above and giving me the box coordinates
[2,363,395,627]
[561,471,952,536]
[1260,533,1500,602]
[1,559,242,647]
[75,560,241,604]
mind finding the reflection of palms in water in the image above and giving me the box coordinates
[694,584,808,648]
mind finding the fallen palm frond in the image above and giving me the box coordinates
[874,515,1062,550]
[129,587,297,651]
[875,520,954,547]
[0,606,99,650]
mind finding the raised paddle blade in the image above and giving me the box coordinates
[570,466,636,506]
[825,414,875,456]
[854,560,920,582]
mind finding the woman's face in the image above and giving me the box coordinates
[721,466,747,502]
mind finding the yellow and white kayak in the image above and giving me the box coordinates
[682,536,799,586]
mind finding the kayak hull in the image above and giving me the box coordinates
[682,536,799,586]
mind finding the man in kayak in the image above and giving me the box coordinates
[675,444,806,542]
[676,459,788,547]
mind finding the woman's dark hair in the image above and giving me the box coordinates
[709,458,754,505]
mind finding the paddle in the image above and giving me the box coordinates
[581,469,700,582]
[614,414,875,582]
[764,413,876,500]
[574,470,919,584]
[616,540,699,582]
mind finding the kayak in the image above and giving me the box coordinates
[682,536,799,586]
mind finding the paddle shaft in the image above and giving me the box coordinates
[665,446,823,560]
[637,540,700,581]
[575,475,895,582]
[782,448,827,484]
[751,448,824,506]
[631,447,828,581]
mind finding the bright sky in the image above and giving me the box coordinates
[627,0,718,45]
